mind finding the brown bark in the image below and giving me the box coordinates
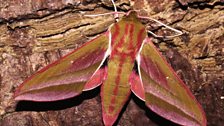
[0,0,223,126]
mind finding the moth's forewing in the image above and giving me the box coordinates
[137,38,206,126]
[15,33,109,101]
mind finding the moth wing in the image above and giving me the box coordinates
[132,38,206,126]
[15,33,110,102]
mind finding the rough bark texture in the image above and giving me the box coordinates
[0,0,223,126]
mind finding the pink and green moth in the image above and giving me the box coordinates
[14,10,207,126]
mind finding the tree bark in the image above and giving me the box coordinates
[0,0,223,126]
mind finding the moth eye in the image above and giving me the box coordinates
[70,60,74,64]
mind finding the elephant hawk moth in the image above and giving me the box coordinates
[15,11,207,126]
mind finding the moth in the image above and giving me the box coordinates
[14,11,207,126]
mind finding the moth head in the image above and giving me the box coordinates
[122,10,141,23]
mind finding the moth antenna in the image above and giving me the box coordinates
[111,0,118,21]
[138,15,183,39]
[147,30,182,39]
[84,12,125,17]
[84,0,123,22]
